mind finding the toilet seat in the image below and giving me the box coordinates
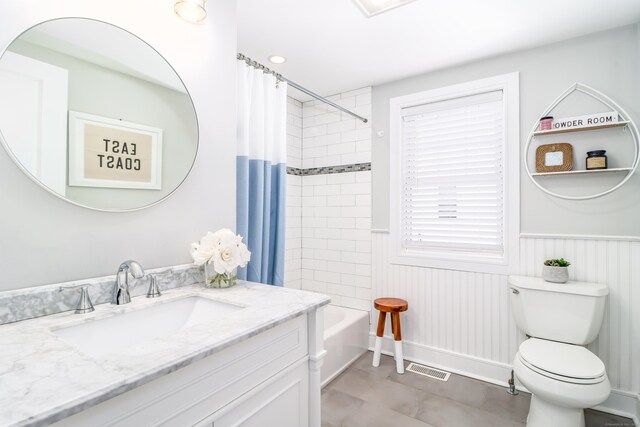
[518,338,606,385]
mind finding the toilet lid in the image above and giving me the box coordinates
[518,338,605,381]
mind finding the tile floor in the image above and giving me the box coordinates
[321,352,635,427]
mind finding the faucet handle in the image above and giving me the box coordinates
[146,275,161,299]
[59,284,95,314]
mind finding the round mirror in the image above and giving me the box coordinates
[0,18,198,211]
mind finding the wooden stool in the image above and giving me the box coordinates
[372,297,408,374]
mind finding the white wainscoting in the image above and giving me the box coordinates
[371,232,640,422]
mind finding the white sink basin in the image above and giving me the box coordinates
[54,296,242,357]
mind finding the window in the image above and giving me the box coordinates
[389,73,519,274]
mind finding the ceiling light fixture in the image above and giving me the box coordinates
[174,0,207,23]
[268,55,287,64]
[352,0,417,17]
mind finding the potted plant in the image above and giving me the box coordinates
[542,258,570,283]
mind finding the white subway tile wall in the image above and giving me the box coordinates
[302,87,372,169]
[285,87,372,311]
[287,97,303,169]
[284,97,302,289]
[301,169,372,310]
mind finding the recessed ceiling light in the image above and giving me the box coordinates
[352,0,417,17]
[269,55,287,64]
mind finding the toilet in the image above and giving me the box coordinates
[509,275,610,427]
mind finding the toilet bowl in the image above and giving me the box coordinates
[513,338,610,427]
[508,276,610,427]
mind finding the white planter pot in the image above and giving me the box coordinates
[542,265,569,283]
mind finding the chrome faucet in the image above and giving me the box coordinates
[112,260,145,305]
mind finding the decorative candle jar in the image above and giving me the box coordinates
[586,150,607,170]
[539,116,554,131]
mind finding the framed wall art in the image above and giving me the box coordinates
[68,111,163,189]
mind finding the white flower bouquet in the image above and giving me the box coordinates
[190,228,251,288]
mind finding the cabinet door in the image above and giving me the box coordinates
[213,362,308,427]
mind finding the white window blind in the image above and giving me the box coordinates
[400,90,505,254]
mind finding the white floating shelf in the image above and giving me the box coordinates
[524,83,639,200]
[531,167,633,177]
[533,121,630,136]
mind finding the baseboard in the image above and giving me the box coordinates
[592,390,640,425]
[321,348,367,389]
[370,334,639,423]
[369,334,513,388]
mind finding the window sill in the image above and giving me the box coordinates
[389,251,511,275]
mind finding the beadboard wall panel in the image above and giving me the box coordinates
[372,233,639,411]
[372,233,524,365]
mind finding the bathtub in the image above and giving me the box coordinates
[321,305,370,387]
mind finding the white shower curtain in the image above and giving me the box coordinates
[236,60,288,285]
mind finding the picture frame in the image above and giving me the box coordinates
[68,111,163,189]
[535,142,573,173]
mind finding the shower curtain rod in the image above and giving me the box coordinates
[237,53,368,123]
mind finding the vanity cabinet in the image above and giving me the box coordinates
[52,312,318,427]
[207,362,308,427]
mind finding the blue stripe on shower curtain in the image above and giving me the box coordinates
[236,156,286,286]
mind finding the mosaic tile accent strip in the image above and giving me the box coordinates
[287,166,304,176]
[287,162,371,176]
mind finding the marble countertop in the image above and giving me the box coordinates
[0,282,330,427]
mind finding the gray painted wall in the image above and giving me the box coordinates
[372,25,640,236]
[0,0,237,291]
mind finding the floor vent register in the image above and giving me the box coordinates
[406,363,451,382]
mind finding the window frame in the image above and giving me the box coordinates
[389,73,520,274]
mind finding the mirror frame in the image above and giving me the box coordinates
[0,17,200,212]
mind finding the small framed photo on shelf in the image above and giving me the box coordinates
[535,143,573,173]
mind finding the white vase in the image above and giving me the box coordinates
[542,265,569,283]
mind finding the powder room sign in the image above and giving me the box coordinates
[552,111,618,130]
[68,111,162,190]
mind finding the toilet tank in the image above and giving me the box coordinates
[509,276,608,345]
